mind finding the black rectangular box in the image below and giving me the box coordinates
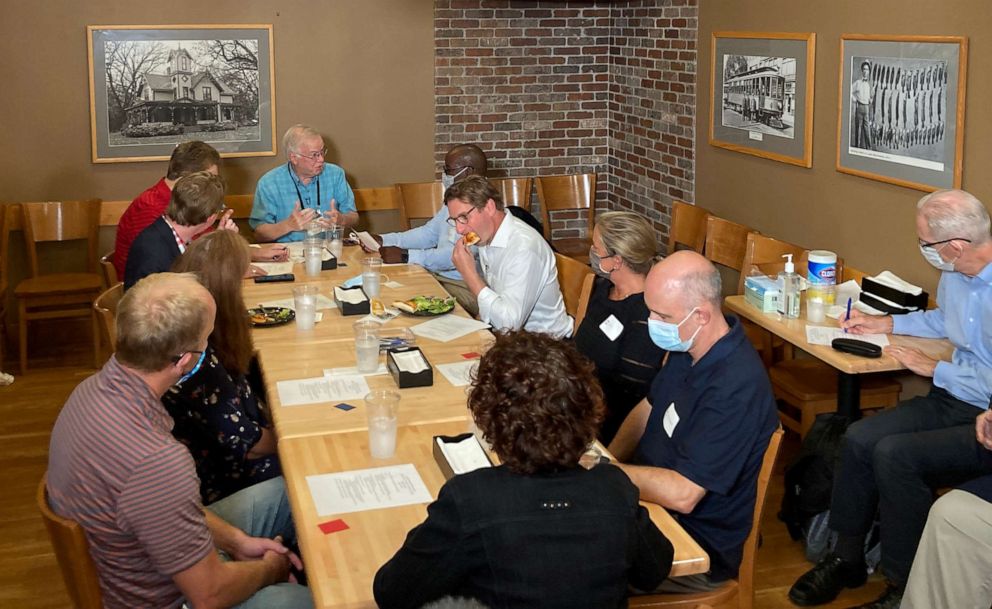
[386,346,433,388]
[333,286,370,315]
[861,277,929,312]
[432,433,494,481]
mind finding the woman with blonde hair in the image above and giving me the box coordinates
[574,210,665,443]
[164,230,281,503]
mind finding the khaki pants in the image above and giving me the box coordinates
[434,274,479,319]
[902,489,992,609]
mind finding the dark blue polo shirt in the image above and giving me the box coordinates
[634,315,778,581]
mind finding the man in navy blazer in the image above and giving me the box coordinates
[124,171,229,290]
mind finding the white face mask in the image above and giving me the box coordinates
[919,244,956,272]
[441,166,469,190]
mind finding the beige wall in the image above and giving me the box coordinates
[0,0,435,204]
[697,1,991,293]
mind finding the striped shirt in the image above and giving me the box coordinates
[47,356,213,609]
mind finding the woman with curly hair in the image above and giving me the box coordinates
[163,230,281,503]
[374,330,673,609]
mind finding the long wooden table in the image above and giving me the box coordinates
[246,246,709,608]
[724,294,954,418]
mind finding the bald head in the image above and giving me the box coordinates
[648,250,723,311]
[445,144,488,179]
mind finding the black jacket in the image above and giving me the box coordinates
[124,216,181,290]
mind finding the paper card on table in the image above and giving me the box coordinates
[334,286,368,304]
[261,295,337,310]
[384,281,404,289]
[318,519,350,534]
[277,377,334,406]
[410,315,489,343]
[436,360,478,387]
[392,350,429,373]
[306,464,433,516]
[334,403,356,412]
[314,312,323,323]
[322,372,372,401]
[253,261,294,276]
[324,364,389,377]
[461,352,480,359]
[805,326,890,348]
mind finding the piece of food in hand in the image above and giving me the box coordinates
[463,231,480,246]
[371,299,386,316]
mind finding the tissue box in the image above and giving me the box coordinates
[386,346,434,388]
[861,277,928,313]
[333,286,370,315]
[432,433,493,481]
[320,254,338,271]
[744,275,781,313]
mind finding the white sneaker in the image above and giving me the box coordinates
[0,371,14,386]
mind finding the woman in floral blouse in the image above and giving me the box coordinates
[164,230,281,503]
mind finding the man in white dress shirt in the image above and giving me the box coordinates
[448,176,571,337]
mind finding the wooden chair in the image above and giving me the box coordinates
[704,216,753,284]
[99,251,117,289]
[38,473,105,609]
[535,173,597,264]
[14,200,103,374]
[491,176,534,210]
[668,201,710,255]
[554,252,594,325]
[629,428,784,609]
[573,273,596,332]
[395,181,444,230]
[0,205,11,368]
[93,283,123,364]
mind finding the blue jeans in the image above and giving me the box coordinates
[206,476,314,609]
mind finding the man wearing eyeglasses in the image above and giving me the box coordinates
[250,124,358,243]
[789,189,992,609]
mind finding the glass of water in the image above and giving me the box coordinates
[353,320,380,374]
[365,389,400,459]
[293,285,319,331]
[327,224,344,259]
[362,256,383,298]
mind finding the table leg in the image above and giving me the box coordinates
[837,372,862,420]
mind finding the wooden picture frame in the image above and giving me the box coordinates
[837,34,967,192]
[709,31,816,168]
[87,24,277,163]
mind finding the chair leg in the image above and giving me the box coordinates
[18,300,27,376]
[92,309,101,369]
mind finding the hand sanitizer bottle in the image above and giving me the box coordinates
[778,254,801,319]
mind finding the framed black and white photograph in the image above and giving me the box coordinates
[837,35,967,191]
[87,24,277,163]
[710,32,815,167]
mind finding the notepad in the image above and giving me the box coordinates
[306,464,433,516]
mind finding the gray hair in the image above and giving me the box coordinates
[283,124,323,156]
[679,266,723,311]
[917,189,991,244]
[597,211,660,275]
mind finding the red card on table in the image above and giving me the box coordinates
[461,352,480,359]
[318,519,349,534]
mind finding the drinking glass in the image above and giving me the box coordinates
[365,389,400,459]
[293,285,319,330]
[353,320,380,373]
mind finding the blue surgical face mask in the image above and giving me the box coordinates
[648,307,701,352]
[441,166,469,190]
[919,244,957,272]
[176,350,206,386]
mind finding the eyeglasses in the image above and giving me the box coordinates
[446,207,478,226]
[293,147,327,161]
[171,350,204,363]
[918,237,971,249]
[444,164,473,175]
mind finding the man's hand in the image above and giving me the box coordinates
[884,344,938,377]
[451,237,475,277]
[380,245,406,264]
[359,233,384,254]
[976,410,992,451]
[216,208,238,232]
[321,199,341,227]
[840,310,894,335]
[283,201,318,233]
[251,244,289,262]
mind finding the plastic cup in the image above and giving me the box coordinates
[293,285,319,330]
[365,389,400,459]
[807,296,826,323]
[362,256,384,298]
[306,219,325,240]
[327,225,344,259]
[303,243,323,277]
[353,320,380,373]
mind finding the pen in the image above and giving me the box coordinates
[844,297,852,333]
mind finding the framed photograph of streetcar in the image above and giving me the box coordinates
[710,31,816,167]
[837,35,967,191]
[87,24,277,163]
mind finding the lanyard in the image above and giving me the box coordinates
[288,163,321,210]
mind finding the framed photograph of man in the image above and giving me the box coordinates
[837,35,967,191]
[87,24,277,163]
[710,31,816,168]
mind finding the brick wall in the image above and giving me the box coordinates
[433,0,698,247]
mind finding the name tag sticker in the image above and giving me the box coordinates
[663,402,680,437]
[599,315,624,341]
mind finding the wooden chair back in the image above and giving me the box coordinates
[395,182,444,230]
[37,474,105,609]
[1,204,10,282]
[737,233,808,295]
[554,252,594,321]
[704,216,752,272]
[99,251,117,289]
[573,273,596,332]
[668,201,709,254]
[629,428,784,609]
[535,173,596,240]
[491,177,534,211]
[94,283,123,361]
[21,200,101,277]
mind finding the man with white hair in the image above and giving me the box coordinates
[789,189,992,609]
[608,250,779,592]
[250,124,358,242]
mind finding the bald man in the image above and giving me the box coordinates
[609,251,778,592]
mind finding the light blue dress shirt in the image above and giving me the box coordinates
[892,262,992,409]
[381,206,475,281]
[250,163,356,243]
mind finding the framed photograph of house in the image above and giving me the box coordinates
[87,24,277,163]
[837,35,967,191]
[710,31,816,167]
